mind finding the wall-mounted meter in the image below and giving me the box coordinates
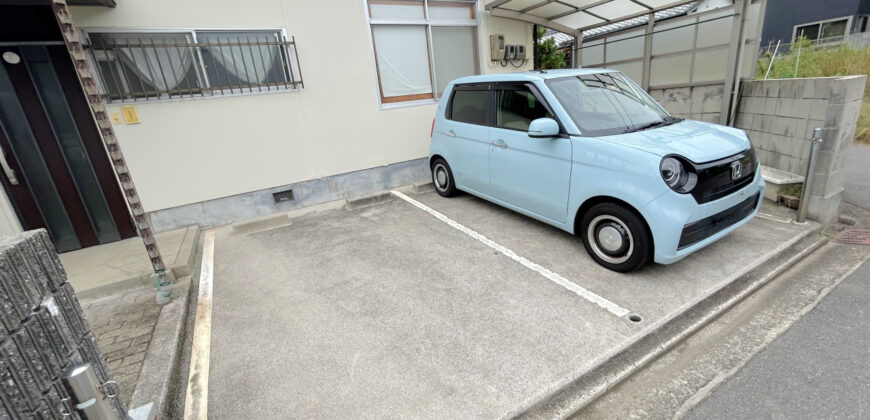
[505,45,517,60]
[490,34,505,60]
[515,45,526,61]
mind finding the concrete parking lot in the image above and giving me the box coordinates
[203,187,814,419]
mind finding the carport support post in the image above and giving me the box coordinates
[641,12,654,90]
[722,0,748,125]
[572,30,582,68]
[50,1,170,294]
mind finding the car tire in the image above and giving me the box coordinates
[431,158,458,197]
[580,202,652,273]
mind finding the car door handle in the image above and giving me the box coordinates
[446,130,456,137]
[491,140,508,148]
[0,144,18,185]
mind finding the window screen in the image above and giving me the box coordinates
[449,89,488,125]
[496,87,552,131]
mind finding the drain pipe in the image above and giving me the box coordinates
[796,128,824,223]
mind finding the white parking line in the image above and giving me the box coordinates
[184,229,215,420]
[391,190,632,318]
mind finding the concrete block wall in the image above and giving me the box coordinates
[648,84,724,123]
[0,230,127,419]
[734,75,867,226]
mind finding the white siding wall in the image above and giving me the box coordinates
[0,0,531,236]
[65,0,532,213]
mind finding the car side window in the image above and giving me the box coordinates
[449,89,488,125]
[496,87,552,131]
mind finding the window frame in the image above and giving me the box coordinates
[81,26,297,103]
[364,0,482,109]
[791,16,852,43]
[445,81,566,134]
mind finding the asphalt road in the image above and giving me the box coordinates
[686,253,870,419]
[843,144,870,210]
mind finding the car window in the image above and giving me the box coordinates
[496,87,552,131]
[449,89,488,125]
[546,72,671,137]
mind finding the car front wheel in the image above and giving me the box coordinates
[580,202,652,272]
[431,158,458,197]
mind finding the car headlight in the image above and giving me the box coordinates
[660,156,697,193]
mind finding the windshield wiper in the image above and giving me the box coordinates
[623,117,683,134]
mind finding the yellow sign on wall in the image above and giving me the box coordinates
[110,112,123,125]
[121,106,140,124]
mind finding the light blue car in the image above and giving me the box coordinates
[428,69,764,272]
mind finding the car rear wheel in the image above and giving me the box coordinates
[580,202,651,272]
[431,158,458,197]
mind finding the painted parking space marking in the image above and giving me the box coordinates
[184,229,215,420]
[391,190,633,318]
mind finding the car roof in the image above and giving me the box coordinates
[450,68,615,85]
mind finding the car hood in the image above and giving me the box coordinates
[594,119,751,163]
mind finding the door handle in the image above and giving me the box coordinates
[446,130,456,137]
[0,144,18,185]
[491,140,508,149]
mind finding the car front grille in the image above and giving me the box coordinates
[690,148,756,204]
[678,192,760,250]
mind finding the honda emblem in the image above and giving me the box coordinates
[731,160,742,180]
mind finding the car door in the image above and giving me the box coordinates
[441,83,491,195]
[489,82,572,223]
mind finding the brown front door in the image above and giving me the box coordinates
[0,44,136,252]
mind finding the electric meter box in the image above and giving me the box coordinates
[515,45,526,60]
[490,34,505,60]
[505,44,517,60]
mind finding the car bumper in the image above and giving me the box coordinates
[641,165,766,265]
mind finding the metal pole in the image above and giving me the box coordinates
[60,363,120,420]
[764,39,780,79]
[797,128,824,223]
[794,43,801,78]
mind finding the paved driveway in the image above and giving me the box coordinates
[204,188,812,419]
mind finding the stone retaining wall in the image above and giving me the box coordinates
[734,76,867,226]
[0,230,127,419]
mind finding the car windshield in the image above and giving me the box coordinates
[546,72,677,137]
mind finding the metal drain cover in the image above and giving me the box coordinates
[833,229,870,245]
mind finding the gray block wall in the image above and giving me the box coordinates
[648,84,724,124]
[0,230,127,419]
[734,75,867,226]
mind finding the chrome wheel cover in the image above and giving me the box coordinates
[433,163,450,192]
[587,215,634,264]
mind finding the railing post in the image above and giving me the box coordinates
[797,128,824,223]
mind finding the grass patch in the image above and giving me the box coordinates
[757,38,869,144]
[778,182,803,198]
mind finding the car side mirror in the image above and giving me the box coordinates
[528,118,560,138]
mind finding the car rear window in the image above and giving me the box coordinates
[449,90,488,125]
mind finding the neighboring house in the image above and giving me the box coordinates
[0,0,533,251]
[761,0,870,46]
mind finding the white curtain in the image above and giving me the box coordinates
[101,33,193,92]
[198,32,281,84]
[372,25,432,98]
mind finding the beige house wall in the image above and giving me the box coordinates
[0,0,533,237]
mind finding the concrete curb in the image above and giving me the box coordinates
[514,223,826,419]
[130,275,192,418]
[76,226,200,300]
[345,191,394,210]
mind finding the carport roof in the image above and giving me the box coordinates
[485,0,699,35]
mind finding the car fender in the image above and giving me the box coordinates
[567,137,669,234]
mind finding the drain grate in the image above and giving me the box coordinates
[833,229,870,245]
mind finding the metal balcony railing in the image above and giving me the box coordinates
[85,33,303,103]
